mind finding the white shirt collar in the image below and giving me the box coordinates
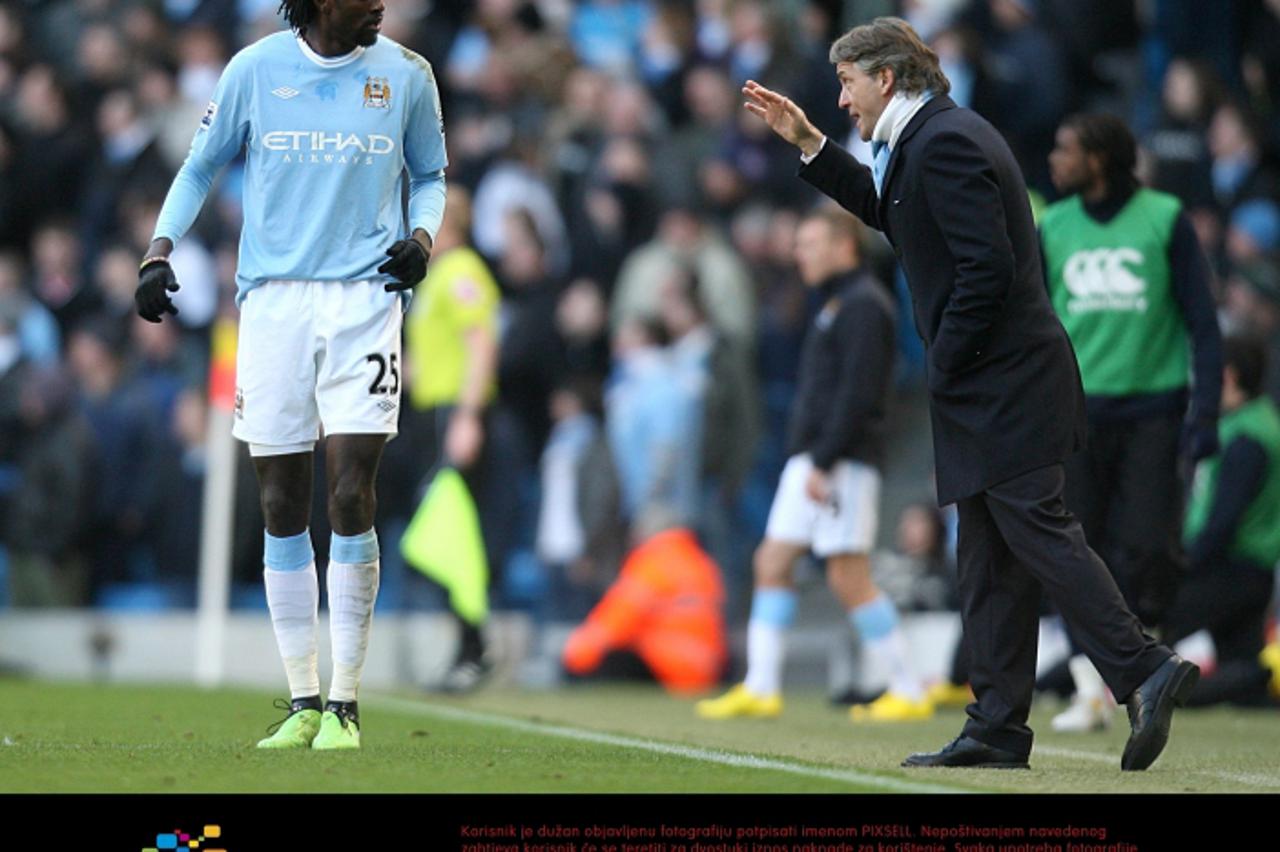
[296,35,367,68]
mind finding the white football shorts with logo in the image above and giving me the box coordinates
[233,280,402,457]
[765,453,881,557]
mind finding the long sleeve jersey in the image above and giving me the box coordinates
[154,32,448,303]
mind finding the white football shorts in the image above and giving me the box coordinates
[764,453,880,557]
[233,280,402,456]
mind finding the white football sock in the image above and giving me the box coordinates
[264,564,320,700]
[743,587,797,696]
[327,530,381,704]
[850,594,924,701]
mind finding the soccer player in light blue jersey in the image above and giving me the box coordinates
[135,0,448,750]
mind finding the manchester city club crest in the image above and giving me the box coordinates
[363,76,391,109]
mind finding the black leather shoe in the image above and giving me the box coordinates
[1122,654,1199,771]
[901,735,1029,769]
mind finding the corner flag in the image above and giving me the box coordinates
[399,468,489,625]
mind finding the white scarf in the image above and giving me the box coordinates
[872,90,931,151]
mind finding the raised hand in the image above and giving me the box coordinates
[742,79,824,155]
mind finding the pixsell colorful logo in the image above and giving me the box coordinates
[141,825,225,852]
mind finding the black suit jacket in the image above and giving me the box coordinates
[800,96,1086,505]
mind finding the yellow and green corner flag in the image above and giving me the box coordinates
[399,468,489,625]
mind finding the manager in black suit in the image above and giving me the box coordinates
[743,17,1198,770]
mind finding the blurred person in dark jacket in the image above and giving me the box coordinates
[496,207,568,458]
[556,277,611,384]
[0,251,59,366]
[128,312,205,428]
[977,0,1069,194]
[5,363,92,606]
[1242,0,1280,138]
[29,218,102,336]
[652,64,738,212]
[72,21,131,121]
[80,88,173,266]
[0,298,28,534]
[657,262,760,599]
[1164,335,1280,707]
[536,377,625,624]
[1208,101,1280,219]
[1220,258,1280,408]
[1144,58,1223,212]
[565,137,657,286]
[0,119,18,251]
[66,315,163,600]
[150,386,206,600]
[10,65,92,251]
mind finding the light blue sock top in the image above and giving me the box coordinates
[849,594,899,641]
[330,528,379,565]
[750,587,798,627]
[264,529,313,572]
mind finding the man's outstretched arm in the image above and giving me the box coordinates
[743,80,881,231]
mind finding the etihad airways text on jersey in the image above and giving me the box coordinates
[261,131,396,154]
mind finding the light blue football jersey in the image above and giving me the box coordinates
[154,32,448,304]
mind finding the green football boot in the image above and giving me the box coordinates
[256,697,322,749]
[311,701,360,750]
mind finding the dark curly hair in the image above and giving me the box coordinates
[278,0,318,34]
[1061,113,1139,194]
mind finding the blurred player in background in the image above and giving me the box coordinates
[696,206,932,723]
[1165,335,1280,707]
[135,0,447,749]
[1042,113,1222,731]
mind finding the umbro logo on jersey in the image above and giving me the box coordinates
[271,86,301,99]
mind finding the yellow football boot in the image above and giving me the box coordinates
[694,684,783,719]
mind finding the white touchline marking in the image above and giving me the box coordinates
[1035,745,1280,789]
[1034,745,1114,765]
[1215,772,1280,789]
[368,695,969,794]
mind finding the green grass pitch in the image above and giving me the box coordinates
[1,678,1277,793]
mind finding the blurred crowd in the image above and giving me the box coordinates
[1,0,1279,644]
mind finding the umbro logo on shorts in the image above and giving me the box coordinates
[271,86,301,99]
[377,399,397,414]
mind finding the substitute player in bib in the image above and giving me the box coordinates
[1042,114,1221,731]
[135,0,447,750]
[696,207,932,723]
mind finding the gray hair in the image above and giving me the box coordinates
[829,16,950,97]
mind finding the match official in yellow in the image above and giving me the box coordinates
[402,185,502,691]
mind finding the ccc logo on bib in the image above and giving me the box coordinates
[1062,247,1148,314]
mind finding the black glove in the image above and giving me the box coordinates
[135,259,180,323]
[378,239,429,292]
[1181,414,1219,464]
